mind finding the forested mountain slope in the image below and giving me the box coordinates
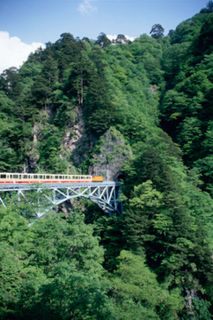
[0,3,213,320]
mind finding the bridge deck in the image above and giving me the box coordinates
[0,181,119,191]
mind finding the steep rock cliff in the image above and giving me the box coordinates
[88,127,132,180]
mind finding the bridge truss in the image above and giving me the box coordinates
[0,182,122,219]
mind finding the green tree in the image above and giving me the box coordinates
[111,250,183,320]
[96,32,111,48]
[150,24,165,39]
[0,206,116,320]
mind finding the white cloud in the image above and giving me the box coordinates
[0,31,45,74]
[106,34,117,42]
[107,34,135,42]
[78,0,97,15]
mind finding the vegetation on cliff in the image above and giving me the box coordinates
[0,2,213,319]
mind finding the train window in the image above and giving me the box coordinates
[0,174,6,178]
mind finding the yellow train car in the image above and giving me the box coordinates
[0,173,104,183]
[92,176,104,182]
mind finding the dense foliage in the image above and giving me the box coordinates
[0,2,213,319]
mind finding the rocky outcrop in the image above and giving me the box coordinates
[62,105,93,164]
[88,127,132,180]
[23,124,40,172]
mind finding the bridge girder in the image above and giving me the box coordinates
[0,182,122,219]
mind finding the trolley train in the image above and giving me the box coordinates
[0,173,104,184]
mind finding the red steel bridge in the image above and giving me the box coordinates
[0,173,122,219]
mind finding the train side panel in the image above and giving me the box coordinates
[0,173,104,183]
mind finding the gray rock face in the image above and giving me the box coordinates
[88,127,132,180]
[23,124,40,172]
[25,106,131,181]
[62,105,93,164]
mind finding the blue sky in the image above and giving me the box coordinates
[0,0,209,72]
[1,0,208,43]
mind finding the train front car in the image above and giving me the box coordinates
[92,176,104,182]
